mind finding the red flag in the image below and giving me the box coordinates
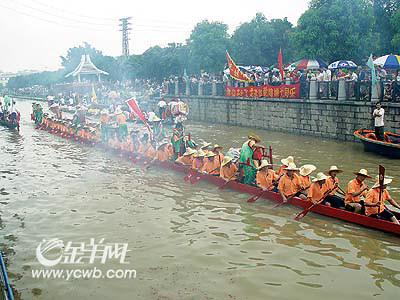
[278,48,284,81]
[126,97,151,133]
[226,50,252,82]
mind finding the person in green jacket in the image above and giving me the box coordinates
[171,122,185,159]
[239,133,261,186]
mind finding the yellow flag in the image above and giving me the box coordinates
[91,84,97,103]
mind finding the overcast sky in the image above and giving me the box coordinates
[0,0,310,73]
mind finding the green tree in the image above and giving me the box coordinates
[186,20,230,73]
[293,0,374,64]
[231,13,294,66]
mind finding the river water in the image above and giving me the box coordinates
[1,100,399,299]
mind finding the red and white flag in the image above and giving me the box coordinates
[126,97,151,133]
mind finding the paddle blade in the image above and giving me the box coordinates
[378,165,385,186]
[294,210,309,221]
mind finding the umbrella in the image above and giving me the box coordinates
[294,58,327,70]
[373,54,400,69]
[328,60,357,70]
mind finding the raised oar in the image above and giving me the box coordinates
[378,165,385,214]
[294,188,333,221]
[190,167,220,184]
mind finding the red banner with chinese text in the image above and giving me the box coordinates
[226,84,300,99]
[226,50,252,82]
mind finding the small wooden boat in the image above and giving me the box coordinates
[354,130,400,158]
[35,123,400,236]
[0,119,19,131]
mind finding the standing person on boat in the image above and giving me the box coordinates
[115,107,128,141]
[373,102,385,141]
[324,166,346,208]
[150,115,165,142]
[192,150,206,170]
[278,163,301,203]
[307,172,330,204]
[99,109,110,143]
[171,122,185,159]
[175,148,195,165]
[278,156,294,176]
[345,169,371,214]
[36,104,43,124]
[239,133,261,185]
[298,164,316,196]
[256,160,278,191]
[364,176,400,224]
[157,98,167,120]
[220,156,238,181]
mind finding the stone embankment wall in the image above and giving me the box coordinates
[163,96,400,141]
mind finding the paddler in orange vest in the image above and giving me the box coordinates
[297,164,316,196]
[99,109,110,143]
[278,163,302,203]
[192,150,206,170]
[200,142,211,152]
[175,148,196,165]
[323,166,346,208]
[145,139,157,158]
[345,169,371,214]
[220,156,238,181]
[200,151,220,175]
[152,141,170,162]
[365,176,400,224]
[115,107,128,141]
[256,160,278,191]
[307,172,330,204]
[212,144,224,168]
[278,156,294,176]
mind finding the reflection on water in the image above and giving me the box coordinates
[0,100,399,299]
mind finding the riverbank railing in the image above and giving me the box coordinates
[166,79,397,102]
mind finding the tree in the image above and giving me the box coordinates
[231,13,294,66]
[293,0,374,64]
[186,20,230,73]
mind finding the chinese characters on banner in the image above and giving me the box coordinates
[226,84,300,99]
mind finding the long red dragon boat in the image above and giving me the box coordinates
[34,122,400,236]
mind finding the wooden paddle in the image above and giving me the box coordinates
[184,170,196,182]
[294,188,333,221]
[378,165,385,214]
[273,193,297,208]
[247,189,269,203]
[218,174,237,190]
[190,166,220,184]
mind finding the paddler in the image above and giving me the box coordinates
[307,172,330,204]
[152,141,170,162]
[115,107,128,141]
[323,166,346,208]
[138,133,149,153]
[145,139,157,158]
[278,156,294,176]
[200,151,220,175]
[192,150,206,170]
[150,115,165,142]
[256,160,278,191]
[220,156,238,181]
[239,133,261,185]
[212,144,224,168]
[171,122,185,159]
[365,176,400,224]
[99,109,110,143]
[278,163,302,203]
[345,169,371,214]
[297,164,316,196]
[200,142,211,152]
[175,148,196,165]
